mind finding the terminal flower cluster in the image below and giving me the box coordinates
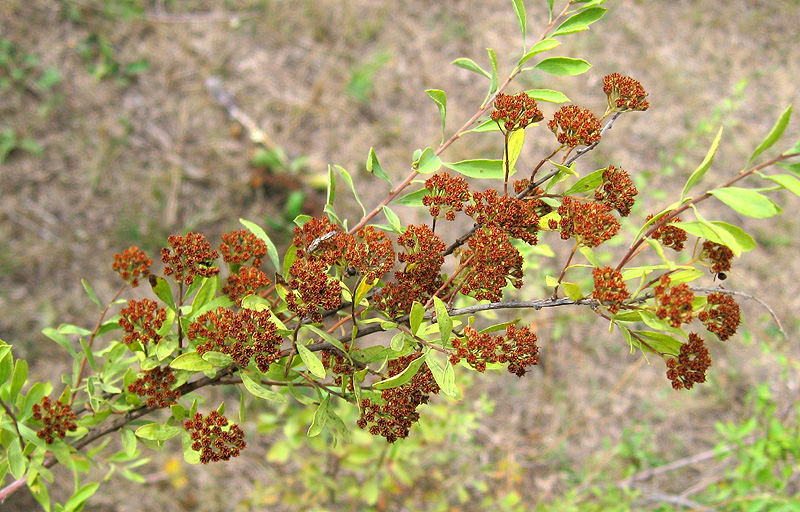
[665,333,711,390]
[423,172,470,221]
[449,324,539,376]
[654,275,695,328]
[184,411,246,464]
[594,165,638,217]
[647,214,688,252]
[491,92,544,133]
[548,105,601,147]
[465,188,540,245]
[701,241,734,274]
[555,197,620,247]
[222,266,272,305]
[127,366,181,408]
[161,232,220,285]
[344,226,395,282]
[32,397,77,444]
[119,298,166,346]
[219,229,269,268]
[603,72,649,112]
[698,292,741,341]
[459,226,524,302]
[112,246,152,287]
[591,266,630,314]
[357,353,440,442]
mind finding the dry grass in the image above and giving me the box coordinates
[1,0,799,510]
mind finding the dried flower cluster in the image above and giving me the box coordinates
[459,226,524,302]
[666,333,711,390]
[345,226,395,282]
[594,165,638,217]
[555,197,620,247]
[286,258,342,322]
[127,366,181,408]
[222,266,272,305]
[548,105,601,147]
[189,307,282,372]
[701,241,734,274]
[654,275,695,328]
[698,292,741,341]
[184,411,246,464]
[119,298,167,346]
[112,246,152,287]
[423,172,470,221]
[491,92,544,133]
[357,354,440,442]
[603,72,649,112]
[592,267,630,314]
[161,232,220,285]
[450,324,539,376]
[219,229,269,268]
[465,188,540,245]
[648,214,688,252]
[32,397,77,444]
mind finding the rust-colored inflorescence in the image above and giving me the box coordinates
[548,105,602,147]
[701,241,734,274]
[32,397,77,444]
[128,366,181,408]
[465,188,540,245]
[594,165,638,217]
[602,72,649,112]
[654,275,695,328]
[188,306,282,372]
[320,345,360,390]
[286,258,342,323]
[376,224,446,316]
[112,246,152,287]
[459,226,524,302]
[184,411,246,464]
[450,324,539,377]
[219,229,269,268]
[161,232,220,285]
[119,298,167,346]
[557,197,620,247]
[345,226,395,282]
[491,92,544,133]
[592,266,630,314]
[423,172,471,221]
[357,353,440,443]
[222,266,272,305]
[665,333,711,390]
[698,292,740,341]
[648,214,688,252]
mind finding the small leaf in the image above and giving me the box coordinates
[518,39,560,66]
[7,441,26,479]
[524,88,569,104]
[681,127,723,199]
[761,173,800,197]
[409,301,425,335]
[373,354,427,390]
[191,275,218,312]
[425,89,447,143]
[326,164,336,207]
[366,147,391,186]
[303,324,351,357]
[121,428,137,456]
[533,57,591,76]
[240,218,280,271]
[545,275,559,287]
[748,105,792,165]
[354,277,378,307]
[150,276,176,312]
[443,158,505,179]
[390,333,405,352]
[563,168,604,195]
[506,129,525,176]
[551,7,607,37]
[382,206,402,233]
[335,165,366,218]
[296,342,326,379]
[240,371,287,402]
[135,423,183,441]
[710,187,782,218]
[433,296,453,345]
[452,57,490,78]
[62,483,100,512]
[201,351,234,368]
[81,279,103,309]
[391,187,428,207]
[562,282,584,301]
[512,0,526,41]
[307,394,330,437]
[170,352,213,371]
[579,246,599,267]
[488,48,499,95]
[415,147,442,174]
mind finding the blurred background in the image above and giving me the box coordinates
[1,0,799,510]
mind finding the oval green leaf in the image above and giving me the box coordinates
[533,57,591,76]
[709,187,782,218]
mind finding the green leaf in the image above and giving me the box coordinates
[382,206,402,233]
[579,246,599,267]
[748,105,792,165]
[170,352,213,371]
[709,187,782,218]
[432,296,453,345]
[443,158,504,179]
[533,57,591,76]
[563,168,604,195]
[326,164,336,208]
[760,173,800,197]
[201,351,234,368]
[42,328,78,359]
[240,218,280,272]
[524,88,569,104]
[191,275,218,312]
[562,282,584,301]
[546,0,554,19]
[373,354,427,390]
[240,371,287,402]
[390,333,405,352]
[518,39,559,66]
[307,394,330,437]
[391,187,428,207]
[57,323,91,337]
[487,48,498,96]
[296,343,326,379]
[681,127,723,199]
[451,57,490,78]
[150,276,176,312]
[62,483,100,512]
[303,324,351,357]
[81,279,103,309]
[512,0,526,41]
[506,129,525,176]
[678,217,755,257]
[425,352,456,397]
[425,89,447,143]
[633,331,683,356]
[366,147,391,186]
[409,301,425,335]
[7,441,26,479]
[10,359,27,402]
[135,423,182,441]
[121,428,137,456]
[335,165,366,218]
[415,147,442,174]
[551,7,607,37]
